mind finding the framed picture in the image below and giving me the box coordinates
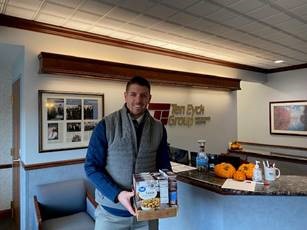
[270,100,307,136]
[39,90,104,152]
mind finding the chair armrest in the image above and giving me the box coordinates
[86,190,98,220]
[86,190,98,208]
[33,196,42,230]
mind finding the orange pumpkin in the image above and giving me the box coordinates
[238,163,255,179]
[214,163,236,178]
[233,170,246,181]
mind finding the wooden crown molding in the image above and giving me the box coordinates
[0,14,266,73]
[266,63,307,73]
[38,52,241,91]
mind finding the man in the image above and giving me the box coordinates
[85,76,171,229]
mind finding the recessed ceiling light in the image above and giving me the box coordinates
[274,60,284,64]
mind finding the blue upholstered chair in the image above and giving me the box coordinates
[33,179,97,230]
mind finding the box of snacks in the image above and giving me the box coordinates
[133,170,178,221]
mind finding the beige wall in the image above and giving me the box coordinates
[238,69,307,150]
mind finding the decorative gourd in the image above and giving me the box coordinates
[233,170,246,181]
[238,163,255,179]
[230,141,242,150]
[214,163,236,178]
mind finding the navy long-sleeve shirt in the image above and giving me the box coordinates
[84,120,171,204]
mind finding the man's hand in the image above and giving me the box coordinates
[117,190,136,216]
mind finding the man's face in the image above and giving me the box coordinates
[124,84,151,119]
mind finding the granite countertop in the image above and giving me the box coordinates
[176,169,307,196]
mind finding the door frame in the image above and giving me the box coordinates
[12,78,20,230]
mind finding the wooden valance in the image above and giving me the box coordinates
[38,52,241,91]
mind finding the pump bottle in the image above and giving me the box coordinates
[196,140,208,172]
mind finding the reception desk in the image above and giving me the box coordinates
[159,169,307,230]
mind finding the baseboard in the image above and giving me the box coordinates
[0,208,12,219]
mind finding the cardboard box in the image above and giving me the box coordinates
[133,171,178,221]
[159,169,177,206]
[136,205,178,221]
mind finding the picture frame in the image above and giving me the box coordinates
[39,90,104,152]
[269,100,307,136]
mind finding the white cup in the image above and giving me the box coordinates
[264,166,280,181]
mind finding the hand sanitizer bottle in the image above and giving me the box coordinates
[196,140,208,172]
[252,160,263,182]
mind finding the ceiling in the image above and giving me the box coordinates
[1,0,307,70]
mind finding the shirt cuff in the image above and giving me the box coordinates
[114,190,122,203]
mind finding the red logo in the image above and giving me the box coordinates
[148,103,171,125]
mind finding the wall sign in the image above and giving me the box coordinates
[148,103,211,127]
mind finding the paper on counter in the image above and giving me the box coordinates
[222,179,256,192]
[171,162,196,173]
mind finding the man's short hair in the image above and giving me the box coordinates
[126,76,151,92]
